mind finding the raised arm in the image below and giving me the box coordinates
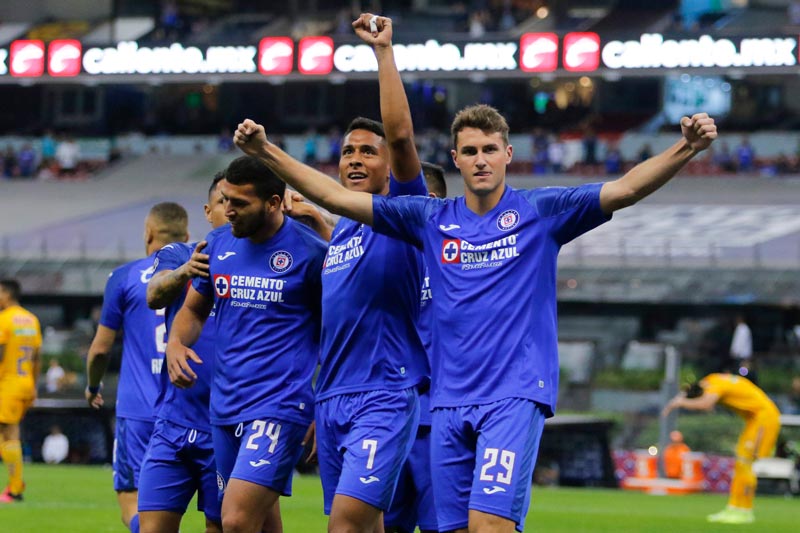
[600,113,717,214]
[352,13,421,183]
[147,242,209,309]
[165,286,213,388]
[234,120,374,225]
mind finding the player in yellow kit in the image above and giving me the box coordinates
[663,373,781,524]
[0,279,42,503]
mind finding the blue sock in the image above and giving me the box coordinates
[129,513,140,533]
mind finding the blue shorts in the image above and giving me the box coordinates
[213,418,307,499]
[316,388,419,514]
[431,398,546,532]
[384,425,437,532]
[113,417,155,492]
[138,418,221,523]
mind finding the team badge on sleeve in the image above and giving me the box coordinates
[497,210,520,231]
[441,239,461,264]
[269,251,293,273]
[214,274,231,298]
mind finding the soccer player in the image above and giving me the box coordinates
[384,162,446,533]
[85,202,190,532]
[663,373,781,524]
[137,174,227,533]
[236,98,716,531]
[165,156,327,533]
[301,15,429,533]
[0,279,41,503]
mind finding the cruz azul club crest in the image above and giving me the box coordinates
[269,250,293,273]
[497,209,520,231]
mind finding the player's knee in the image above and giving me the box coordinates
[222,511,257,533]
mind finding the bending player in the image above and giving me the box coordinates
[85,203,190,532]
[165,156,327,533]
[663,373,781,524]
[0,280,41,503]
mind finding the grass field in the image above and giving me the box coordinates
[0,464,797,532]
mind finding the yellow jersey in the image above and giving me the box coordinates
[0,305,42,395]
[701,373,779,419]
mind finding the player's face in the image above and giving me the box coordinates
[204,182,227,229]
[452,128,512,197]
[220,181,267,238]
[338,129,390,195]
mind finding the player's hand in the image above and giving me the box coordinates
[234,119,269,157]
[302,421,317,464]
[283,190,316,219]
[165,341,202,388]
[680,113,717,153]
[178,241,210,279]
[352,13,392,49]
[85,388,104,409]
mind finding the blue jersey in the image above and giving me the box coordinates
[372,184,610,416]
[316,172,428,400]
[417,268,432,426]
[193,218,326,426]
[99,254,166,422]
[152,242,215,432]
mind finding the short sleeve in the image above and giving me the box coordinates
[389,169,428,197]
[372,195,439,249]
[701,375,725,397]
[192,232,218,298]
[521,183,610,245]
[154,243,191,274]
[99,266,127,330]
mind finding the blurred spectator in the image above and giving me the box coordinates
[160,1,182,40]
[785,376,800,415]
[789,2,800,25]
[664,430,690,479]
[303,129,319,165]
[605,145,623,175]
[327,127,342,165]
[637,144,653,163]
[531,128,549,174]
[498,3,516,31]
[217,128,234,152]
[730,315,754,381]
[712,141,736,172]
[582,129,597,165]
[736,136,755,172]
[45,358,66,393]
[42,425,69,464]
[2,145,17,177]
[548,136,565,174]
[17,143,37,177]
[41,129,56,163]
[469,10,487,37]
[55,135,80,177]
[272,134,286,152]
[335,8,353,34]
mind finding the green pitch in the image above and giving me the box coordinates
[1,464,797,532]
